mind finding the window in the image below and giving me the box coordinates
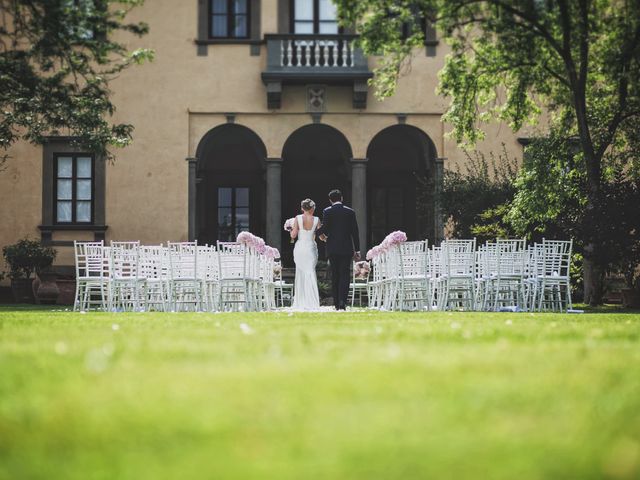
[54,154,94,224]
[217,187,250,241]
[400,17,427,41]
[210,0,249,38]
[292,0,339,34]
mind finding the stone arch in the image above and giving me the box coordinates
[366,124,439,245]
[193,124,267,244]
[280,123,353,264]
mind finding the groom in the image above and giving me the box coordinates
[318,189,360,310]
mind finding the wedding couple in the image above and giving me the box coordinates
[289,189,360,311]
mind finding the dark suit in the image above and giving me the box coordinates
[318,203,360,309]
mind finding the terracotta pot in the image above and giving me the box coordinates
[56,279,76,306]
[621,288,640,308]
[10,278,35,303]
[36,271,60,305]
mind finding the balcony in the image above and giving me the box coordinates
[261,34,373,109]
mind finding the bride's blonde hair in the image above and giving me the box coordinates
[301,198,316,211]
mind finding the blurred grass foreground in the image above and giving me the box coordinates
[1,307,639,479]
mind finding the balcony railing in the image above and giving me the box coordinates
[261,34,372,109]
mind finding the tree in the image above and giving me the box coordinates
[436,146,518,241]
[0,0,153,168]
[335,0,640,305]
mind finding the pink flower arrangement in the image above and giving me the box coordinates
[236,231,273,256]
[264,246,280,259]
[237,231,252,244]
[386,230,407,245]
[253,236,266,254]
[354,261,371,279]
[366,231,408,259]
[366,245,382,260]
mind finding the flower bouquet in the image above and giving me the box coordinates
[354,261,371,280]
[284,217,296,243]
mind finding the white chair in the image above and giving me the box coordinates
[429,246,443,309]
[74,241,109,311]
[139,245,169,312]
[367,255,383,309]
[198,245,220,312]
[537,239,573,312]
[167,241,202,311]
[438,239,476,311]
[273,260,294,307]
[395,240,431,311]
[488,238,526,311]
[349,261,370,308]
[217,241,252,311]
[109,241,144,311]
[260,254,277,310]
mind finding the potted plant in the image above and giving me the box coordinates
[2,239,57,304]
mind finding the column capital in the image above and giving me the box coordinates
[266,157,283,163]
[435,157,447,164]
[186,156,198,164]
[350,157,368,164]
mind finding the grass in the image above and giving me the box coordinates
[0,307,639,480]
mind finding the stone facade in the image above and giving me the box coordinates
[0,0,536,272]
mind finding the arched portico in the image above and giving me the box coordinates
[366,125,441,246]
[279,124,353,264]
[191,124,267,244]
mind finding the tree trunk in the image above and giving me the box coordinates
[583,243,604,306]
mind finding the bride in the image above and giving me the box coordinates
[290,198,321,310]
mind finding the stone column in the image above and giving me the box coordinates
[350,158,367,254]
[186,157,198,241]
[266,157,283,251]
[434,157,446,244]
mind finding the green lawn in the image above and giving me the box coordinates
[1,308,639,480]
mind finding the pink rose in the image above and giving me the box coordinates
[237,231,252,244]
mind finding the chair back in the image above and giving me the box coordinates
[216,242,247,279]
[167,241,198,280]
[110,243,140,280]
[443,239,476,277]
[74,241,106,280]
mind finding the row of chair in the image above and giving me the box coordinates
[73,240,287,312]
[367,238,573,312]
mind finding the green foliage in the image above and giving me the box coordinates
[439,147,518,241]
[0,0,154,166]
[2,238,57,280]
[506,133,640,285]
[335,0,640,303]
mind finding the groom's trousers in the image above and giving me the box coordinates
[329,254,351,309]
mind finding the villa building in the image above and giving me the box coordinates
[0,0,531,268]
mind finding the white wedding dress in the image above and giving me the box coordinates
[292,215,320,311]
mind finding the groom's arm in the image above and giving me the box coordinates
[351,210,360,255]
[317,207,331,239]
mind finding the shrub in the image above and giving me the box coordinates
[2,239,57,280]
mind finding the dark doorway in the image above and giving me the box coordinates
[195,124,266,245]
[281,124,352,265]
[366,125,437,246]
